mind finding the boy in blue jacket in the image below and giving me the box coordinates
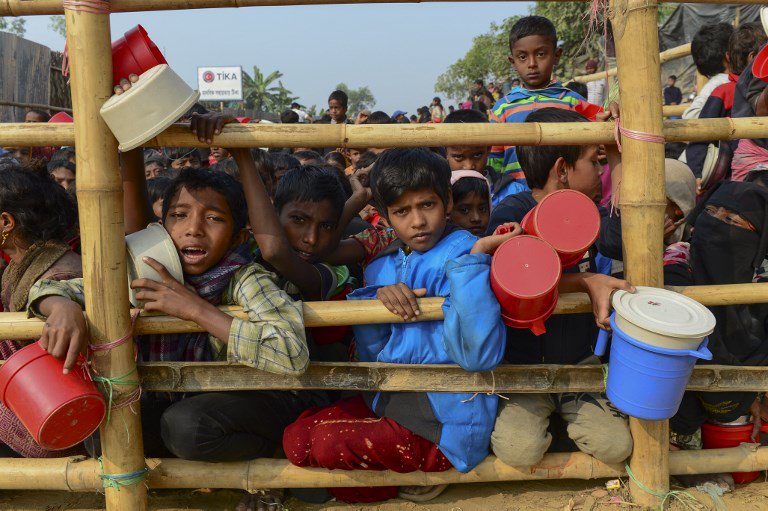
[283,148,516,503]
[489,15,604,206]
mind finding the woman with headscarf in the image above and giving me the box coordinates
[666,181,768,451]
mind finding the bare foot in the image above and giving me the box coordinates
[235,489,284,511]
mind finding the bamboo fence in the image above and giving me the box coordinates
[0,0,765,509]
[572,43,692,84]
[1,116,768,148]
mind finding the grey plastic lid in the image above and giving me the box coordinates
[612,286,716,339]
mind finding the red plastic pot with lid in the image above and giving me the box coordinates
[753,43,768,82]
[521,189,600,269]
[48,112,73,123]
[111,25,167,87]
[702,421,768,483]
[0,342,106,450]
[490,235,562,336]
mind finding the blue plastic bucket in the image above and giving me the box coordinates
[595,313,712,420]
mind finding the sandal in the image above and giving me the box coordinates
[398,484,448,502]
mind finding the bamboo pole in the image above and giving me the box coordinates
[0,447,765,490]
[136,361,768,394]
[0,283,766,339]
[64,8,147,511]
[663,104,688,117]
[611,0,669,506]
[0,100,73,113]
[573,43,692,84]
[1,117,768,149]
[0,0,763,16]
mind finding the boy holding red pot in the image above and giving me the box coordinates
[487,107,636,469]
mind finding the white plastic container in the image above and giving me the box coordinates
[611,286,716,351]
[100,64,200,151]
[125,223,183,307]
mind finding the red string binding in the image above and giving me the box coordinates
[614,118,665,153]
[62,0,111,14]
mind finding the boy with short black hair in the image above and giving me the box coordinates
[488,15,604,207]
[328,90,348,124]
[443,108,492,176]
[165,147,203,170]
[684,23,734,119]
[664,75,683,106]
[27,168,310,476]
[687,22,767,181]
[487,108,633,469]
[283,147,513,503]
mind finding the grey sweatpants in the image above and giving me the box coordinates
[491,393,633,467]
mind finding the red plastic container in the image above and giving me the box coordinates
[48,112,73,123]
[0,342,106,450]
[111,25,167,87]
[702,421,768,484]
[521,189,601,269]
[753,44,768,83]
[491,235,562,336]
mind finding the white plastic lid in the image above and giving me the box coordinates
[612,286,716,339]
[762,7,768,38]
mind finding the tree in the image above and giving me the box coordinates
[272,81,299,112]
[241,66,285,112]
[434,16,520,103]
[48,15,66,38]
[334,83,376,116]
[0,17,26,37]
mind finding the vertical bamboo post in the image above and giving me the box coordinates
[610,0,669,508]
[64,7,148,511]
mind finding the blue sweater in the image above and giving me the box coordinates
[488,82,601,206]
[347,229,506,472]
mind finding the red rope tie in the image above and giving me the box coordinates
[62,0,111,14]
[613,118,666,153]
[89,309,140,356]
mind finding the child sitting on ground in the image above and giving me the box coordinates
[487,108,634,468]
[282,148,515,503]
[27,169,309,468]
[449,171,491,236]
[47,159,76,191]
[488,16,605,206]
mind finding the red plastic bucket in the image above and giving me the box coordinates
[0,342,106,450]
[521,190,601,269]
[111,25,167,87]
[701,421,768,484]
[491,235,562,336]
[753,44,768,83]
[48,112,73,123]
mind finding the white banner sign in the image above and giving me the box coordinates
[197,66,243,101]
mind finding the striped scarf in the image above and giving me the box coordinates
[139,242,252,363]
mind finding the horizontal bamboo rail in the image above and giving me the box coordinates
[137,361,768,393]
[0,447,765,490]
[1,284,766,340]
[1,0,764,16]
[0,100,72,114]
[663,104,688,117]
[1,117,768,149]
[573,43,692,84]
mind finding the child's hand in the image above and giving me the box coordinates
[595,102,620,122]
[582,273,635,330]
[39,297,89,374]
[190,112,237,145]
[376,283,427,322]
[113,74,139,96]
[131,257,202,321]
[470,222,523,255]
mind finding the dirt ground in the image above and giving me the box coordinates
[1,477,767,511]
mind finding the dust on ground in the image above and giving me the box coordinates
[1,478,767,511]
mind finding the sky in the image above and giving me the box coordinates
[17,2,532,115]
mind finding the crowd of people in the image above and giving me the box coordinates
[1,13,768,510]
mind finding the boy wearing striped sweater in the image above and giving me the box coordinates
[489,16,603,207]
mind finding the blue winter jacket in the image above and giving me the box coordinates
[347,229,506,472]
